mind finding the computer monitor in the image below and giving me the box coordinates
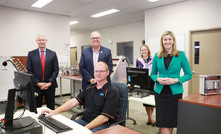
[14,71,37,113]
[3,71,37,130]
[126,67,149,89]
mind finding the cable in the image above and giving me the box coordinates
[2,60,19,71]
[13,101,26,120]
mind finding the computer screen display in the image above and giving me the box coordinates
[4,71,37,130]
[126,67,149,89]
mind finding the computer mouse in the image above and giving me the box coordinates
[40,113,46,117]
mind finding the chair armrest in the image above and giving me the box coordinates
[109,119,126,127]
[71,112,83,120]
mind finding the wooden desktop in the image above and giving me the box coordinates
[93,125,141,134]
[177,93,221,134]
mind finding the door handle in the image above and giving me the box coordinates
[192,71,197,74]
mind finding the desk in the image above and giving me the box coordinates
[93,125,141,134]
[57,74,82,103]
[129,95,155,106]
[0,107,92,134]
[177,93,221,134]
[127,95,155,125]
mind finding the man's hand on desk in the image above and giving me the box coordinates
[41,107,56,117]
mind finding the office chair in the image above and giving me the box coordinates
[71,82,128,126]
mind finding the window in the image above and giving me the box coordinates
[117,41,133,64]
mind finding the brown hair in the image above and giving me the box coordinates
[140,44,151,58]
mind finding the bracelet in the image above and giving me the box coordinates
[174,79,178,83]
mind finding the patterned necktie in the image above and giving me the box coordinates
[41,50,45,80]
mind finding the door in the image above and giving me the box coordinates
[189,29,221,94]
[70,47,77,66]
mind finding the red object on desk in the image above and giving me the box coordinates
[93,125,141,134]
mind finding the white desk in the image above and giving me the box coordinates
[0,107,92,134]
[129,95,155,106]
[125,95,155,125]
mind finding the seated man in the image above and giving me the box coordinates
[41,61,119,133]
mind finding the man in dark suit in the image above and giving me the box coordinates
[26,34,59,110]
[79,31,113,89]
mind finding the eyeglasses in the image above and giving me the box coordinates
[94,70,107,73]
[91,37,100,40]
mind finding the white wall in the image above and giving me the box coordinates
[0,6,71,97]
[144,0,221,96]
[70,21,145,66]
[0,6,70,63]
[145,0,221,55]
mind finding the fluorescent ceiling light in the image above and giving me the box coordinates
[148,0,159,2]
[91,9,120,18]
[70,21,79,25]
[31,0,53,8]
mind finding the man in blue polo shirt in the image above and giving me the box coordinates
[41,61,119,133]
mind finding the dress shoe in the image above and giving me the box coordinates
[146,120,155,126]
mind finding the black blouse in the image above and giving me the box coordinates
[162,54,173,93]
[164,54,173,69]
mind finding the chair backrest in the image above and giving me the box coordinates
[112,82,128,125]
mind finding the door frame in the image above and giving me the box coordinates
[188,27,221,94]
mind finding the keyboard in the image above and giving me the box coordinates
[38,115,73,133]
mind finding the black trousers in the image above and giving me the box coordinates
[35,87,55,110]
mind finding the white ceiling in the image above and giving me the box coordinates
[0,0,187,33]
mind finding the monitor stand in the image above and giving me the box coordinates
[4,116,34,130]
[4,116,42,134]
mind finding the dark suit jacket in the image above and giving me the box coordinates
[26,48,59,89]
[79,46,113,89]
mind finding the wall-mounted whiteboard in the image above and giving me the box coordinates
[146,34,185,56]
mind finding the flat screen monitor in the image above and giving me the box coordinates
[126,67,149,89]
[4,71,37,130]
[14,71,37,113]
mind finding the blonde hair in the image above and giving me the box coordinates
[95,61,108,70]
[140,44,151,58]
[157,31,180,58]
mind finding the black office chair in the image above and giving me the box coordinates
[71,82,128,126]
